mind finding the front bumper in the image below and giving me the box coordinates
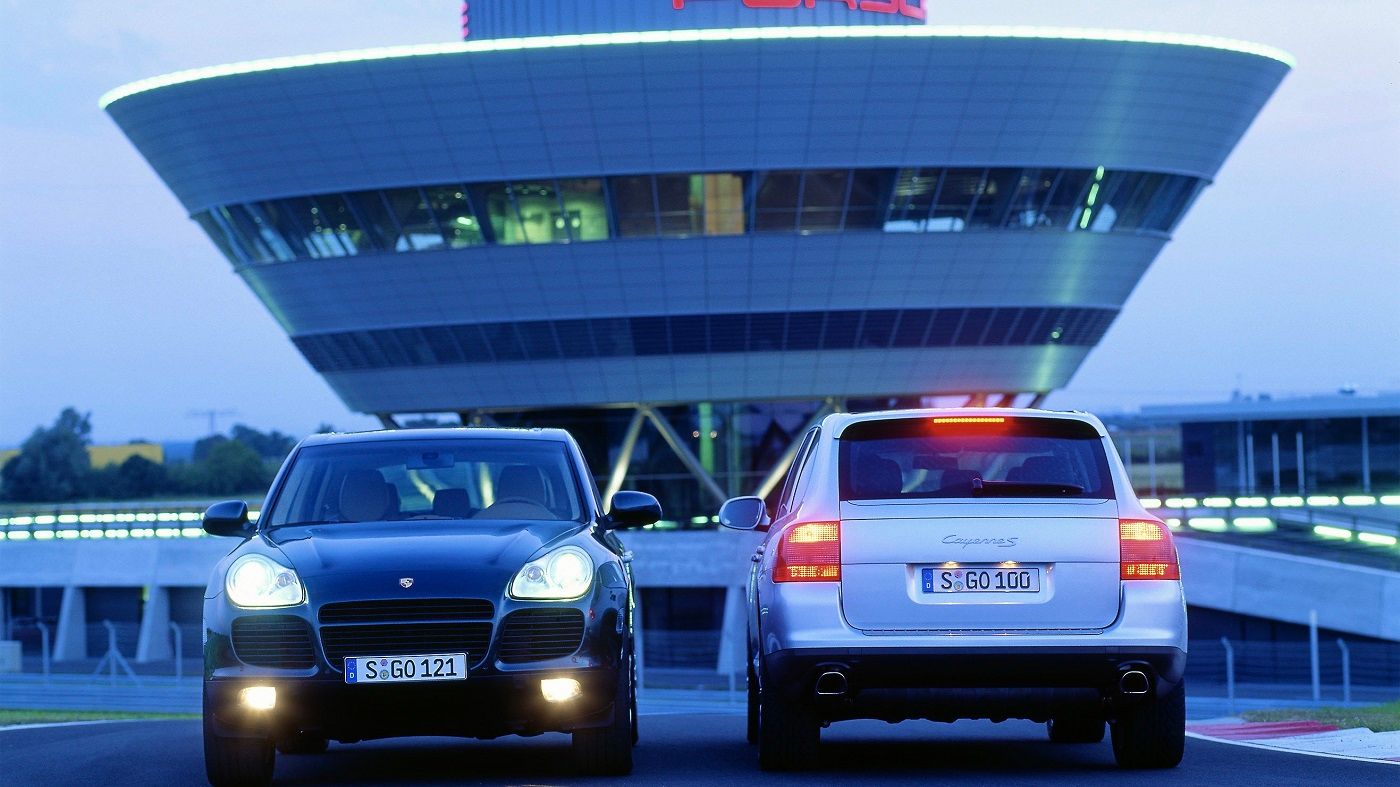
[203,580,630,740]
[205,668,619,741]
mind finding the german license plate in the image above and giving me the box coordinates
[344,653,467,684]
[923,567,1041,593]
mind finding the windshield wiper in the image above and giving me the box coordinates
[970,477,1084,497]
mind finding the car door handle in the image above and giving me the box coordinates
[621,551,634,564]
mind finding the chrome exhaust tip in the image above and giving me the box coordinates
[814,670,848,696]
[1119,670,1150,695]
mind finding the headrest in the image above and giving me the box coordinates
[339,469,393,522]
[497,465,547,504]
[1008,456,1075,485]
[853,455,904,499]
[432,488,474,518]
[937,469,978,493]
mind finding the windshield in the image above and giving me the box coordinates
[839,417,1114,501]
[264,438,587,527]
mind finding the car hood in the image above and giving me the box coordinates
[265,520,585,600]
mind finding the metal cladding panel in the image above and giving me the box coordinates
[106,36,1288,212]
[462,1,921,40]
[239,232,1162,336]
[318,346,1093,412]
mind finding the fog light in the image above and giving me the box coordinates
[240,686,277,711]
[541,678,581,703]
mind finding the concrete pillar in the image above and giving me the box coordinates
[51,586,86,661]
[0,587,9,640]
[136,586,171,662]
[715,585,748,676]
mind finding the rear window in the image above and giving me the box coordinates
[838,417,1114,501]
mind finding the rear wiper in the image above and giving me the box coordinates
[970,477,1084,497]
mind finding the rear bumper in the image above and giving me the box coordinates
[757,579,1186,720]
[205,668,619,741]
[762,646,1185,722]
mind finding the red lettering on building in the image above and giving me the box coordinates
[673,0,924,21]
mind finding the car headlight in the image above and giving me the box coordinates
[226,554,305,608]
[510,546,594,600]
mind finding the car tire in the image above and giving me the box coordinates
[275,731,329,755]
[1111,679,1186,769]
[572,658,634,776]
[1047,716,1106,743]
[746,660,759,745]
[203,707,275,787]
[757,691,819,771]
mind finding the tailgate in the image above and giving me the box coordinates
[839,500,1120,632]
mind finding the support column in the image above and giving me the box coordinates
[376,413,401,430]
[715,585,747,677]
[135,586,171,663]
[51,586,86,662]
[964,393,988,407]
[1027,392,1048,409]
[604,410,647,504]
[642,408,727,506]
[0,587,9,641]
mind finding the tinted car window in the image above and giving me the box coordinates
[265,439,586,526]
[839,417,1113,500]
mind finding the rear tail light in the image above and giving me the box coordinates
[1120,519,1180,580]
[773,522,840,582]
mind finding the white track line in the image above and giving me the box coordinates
[0,718,173,733]
[1187,731,1400,767]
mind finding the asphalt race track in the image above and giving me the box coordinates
[2,713,1391,785]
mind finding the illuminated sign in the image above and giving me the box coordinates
[673,0,925,22]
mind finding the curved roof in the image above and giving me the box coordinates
[101,25,1293,109]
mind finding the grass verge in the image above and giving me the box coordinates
[1241,701,1400,732]
[0,709,197,726]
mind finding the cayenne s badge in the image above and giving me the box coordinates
[399,577,414,589]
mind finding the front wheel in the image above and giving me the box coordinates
[203,708,274,786]
[571,662,634,775]
[757,690,819,771]
[1111,679,1186,769]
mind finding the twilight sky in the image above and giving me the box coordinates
[1,1,1397,446]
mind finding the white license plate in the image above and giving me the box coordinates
[344,653,467,684]
[923,567,1041,593]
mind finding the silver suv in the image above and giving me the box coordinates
[719,409,1186,771]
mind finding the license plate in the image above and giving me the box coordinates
[922,567,1041,593]
[344,653,467,684]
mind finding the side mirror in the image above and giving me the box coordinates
[204,500,254,538]
[606,491,662,529]
[719,496,770,532]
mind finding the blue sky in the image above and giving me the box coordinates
[1,1,1396,445]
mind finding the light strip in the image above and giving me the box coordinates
[1188,517,1228,532]
[1232,517,1275,532]
[1313,525,1352,540]
[1357,532,1397,547]
[99,25,1294,109]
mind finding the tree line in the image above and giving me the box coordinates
[0,408,309,503]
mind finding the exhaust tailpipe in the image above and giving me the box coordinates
[814,671,848,697]
[1119,670,1150,696]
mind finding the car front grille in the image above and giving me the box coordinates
[231,616,315,669]
[497,608,587,663]
[318,598,494,624]
[320,623,493,667]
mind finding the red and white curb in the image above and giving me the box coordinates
[1188,719,1400,765]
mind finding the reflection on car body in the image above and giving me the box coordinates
[199,428,660,785]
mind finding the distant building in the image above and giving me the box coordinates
[1106,393,1400,496]
[0,443,163,470]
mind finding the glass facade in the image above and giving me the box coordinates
[194,167,1204,265]
[1180,416,1400,495]
[291,306,1117,374]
